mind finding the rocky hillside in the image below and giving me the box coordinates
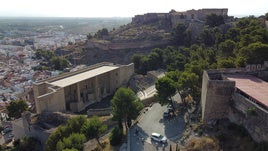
[59,9,231,66]
[60,19,172,65]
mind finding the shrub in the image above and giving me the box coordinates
[185,136,220,151]
[109,126,123,146]
[247,107,257,116]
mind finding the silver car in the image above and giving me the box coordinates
[151,133,167,143]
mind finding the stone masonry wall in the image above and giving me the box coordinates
[132,9,228,28]
[201,71,235,122]
[228,93,268,142]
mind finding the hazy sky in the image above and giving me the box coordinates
[0,0,267,17]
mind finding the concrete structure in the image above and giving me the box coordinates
[201,62,268,142]
[33,62,134,113]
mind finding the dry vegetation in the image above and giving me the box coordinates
[182,136,220,151]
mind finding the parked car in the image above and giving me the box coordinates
[163,111,169,119]
[151,133,167,143]
[3,127,12,134]
[167,104,174,113]
[8,133,14,139]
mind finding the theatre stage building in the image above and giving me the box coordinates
[33,62,134,113]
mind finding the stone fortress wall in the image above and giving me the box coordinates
[201,62,268,142]
[132,8,228,27]
[229,92,268,142]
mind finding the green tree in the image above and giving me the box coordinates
[35,49,54,60]
[81,116,107,147]
[225,28,241,42]
[46,125,70,151]
[177,71,200,102]
[111,87,144,128]
[205,14,225,27]
[51,56,69,70]
[62,133,86,151]
[56,140,65,151]
[147,52,162,69]
[46,116,88,151]
[35,49,70,71]
[266,12,268,20]
[237,42,268,64]
[7,100,28,118]
[109,125,123,146]
[217,57,236,68]
[218,39,236,57]
[172,23,187,46]
[66,115,87,133]
[199,27,215,46]
[155,76,176,106]
[94,28,109,38]
[132,54,144,73]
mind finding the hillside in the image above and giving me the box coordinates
[59,8,231,65]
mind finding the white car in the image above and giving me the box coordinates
[151,133,167,143]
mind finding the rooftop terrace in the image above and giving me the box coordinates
[226,74,268,108]
[50,66,118,87]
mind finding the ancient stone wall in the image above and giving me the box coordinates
[87,107,112,117]
[229,93,268,142]
[258,71,268,81]
[201,71,235,122]
[132,8,228,28]
[197,9,228,20]
[132,13,169,25]
[202,64,268,142]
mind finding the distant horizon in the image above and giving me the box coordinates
[0,13,261,19]
[0,0,267,18]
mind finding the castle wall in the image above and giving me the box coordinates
[132,13,169,25]
[201,71,209,121]
[229,93,268,142]
[197,9,228,20]
[202,63,268,142]
[201,71,235,122]
[258,71,268,81]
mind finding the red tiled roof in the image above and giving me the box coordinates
[226,74,268,108]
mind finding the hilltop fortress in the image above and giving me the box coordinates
[64,9,232,66]
[132,8,228,27]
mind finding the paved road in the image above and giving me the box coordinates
[130,103,185,151]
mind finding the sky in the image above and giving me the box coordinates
[0,0,267,18]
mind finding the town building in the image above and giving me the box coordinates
[201,62,268,142]
[33,62,134,113]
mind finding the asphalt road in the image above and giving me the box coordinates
[130,103,185,151]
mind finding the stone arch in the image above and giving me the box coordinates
[246,65,251,71]
[251,65,256,71]
[257,64,262,70]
